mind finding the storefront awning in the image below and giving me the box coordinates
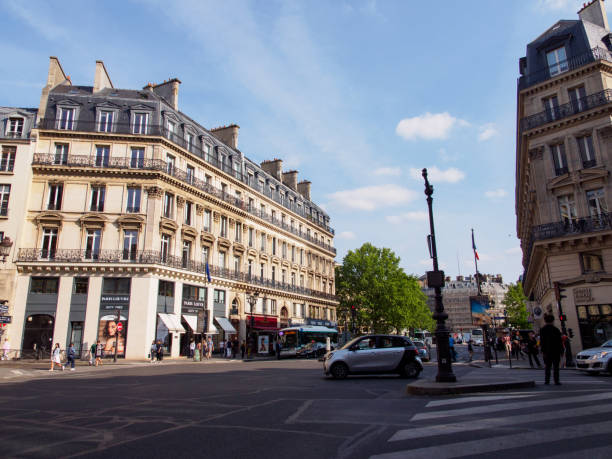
[182,314,198,333]
[158,313,185,333]
[215,316,237,334]
[206,322,219,335]
[253,326,279,332]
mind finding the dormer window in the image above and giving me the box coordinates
[132,112,148,134]
[58,107,75,130]
[547,46,568,76]
[97,110,113,133]
[6,117,24,138]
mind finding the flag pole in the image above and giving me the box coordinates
[471,228,481,295]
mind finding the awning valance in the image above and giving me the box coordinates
[207,322,219,334]
[158,313,185,333]
[182,314,198,333]
[215,316,237,334]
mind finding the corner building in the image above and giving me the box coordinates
[516,0,612,354]
[10,57,337,359]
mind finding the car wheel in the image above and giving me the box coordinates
[402,361,421,379]
[330,362,349,380]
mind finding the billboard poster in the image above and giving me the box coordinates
[98,314,127,357]
[470,296,491,326]
[258,335,269,354]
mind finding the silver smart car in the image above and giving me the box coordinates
[324,334,423,379]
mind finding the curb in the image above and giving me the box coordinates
[406,379,536,396]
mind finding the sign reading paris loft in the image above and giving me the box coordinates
[100,295,130,310]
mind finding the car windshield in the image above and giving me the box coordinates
[413,341,424,347]
[341,337,366,350]
[602,340,612,348]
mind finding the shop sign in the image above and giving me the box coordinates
[247,315,278,328]
[100,295,130,305]
[0,304,9,313]
[574,288,592,304]
[289,319,305,326]
[0,316,12,324]
[182,299,206,309]
[306,318,336,328]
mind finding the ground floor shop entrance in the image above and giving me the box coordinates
[577,304,612,349]
[22,314,54,359]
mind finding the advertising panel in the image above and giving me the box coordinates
[470,295,491,326]
[97,314,127,357]
[258,335,269,354]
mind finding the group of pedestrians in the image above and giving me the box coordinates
[218,338,244,359]
[49,342,77,371]
[186,337,214,361]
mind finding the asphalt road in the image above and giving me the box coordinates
[1,358,611,458]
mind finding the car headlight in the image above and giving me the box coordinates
[591,351,609,359]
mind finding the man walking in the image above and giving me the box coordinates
[449,335,457,362]
[540,314,563,385]
[66,342,76,371]
[526,331,542,368]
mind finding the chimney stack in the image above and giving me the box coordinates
[210,124,240,150]
[38,56,71,122]
[93,60,114,93]
[297,180,311,201]
[282,170,298,191]
[151,78,182,111]
[260,159,282,181]
[578,0,609,30]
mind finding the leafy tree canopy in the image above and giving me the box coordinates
[335,243,434,334]
[502,282,531,329]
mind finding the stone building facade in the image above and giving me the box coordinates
[4,57,337,359]
[516,0,612,353]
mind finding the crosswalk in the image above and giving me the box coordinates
[370,389,612,459]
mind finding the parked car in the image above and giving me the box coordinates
[575,340,612,375]
[413,340,430,361]
[296,342,328,359]
[324,334,423,379]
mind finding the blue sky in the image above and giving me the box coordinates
[0,0,588,283]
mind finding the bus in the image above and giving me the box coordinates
[279,325,338,356]
[471,328,484,345]
[413,330,432,346]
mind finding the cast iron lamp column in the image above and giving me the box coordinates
[247,292,258,357]
[422,168,456,383]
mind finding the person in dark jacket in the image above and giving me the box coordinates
[526,331,541,368]
[540,314,563,385]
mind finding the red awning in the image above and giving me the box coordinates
[253,326,280,332]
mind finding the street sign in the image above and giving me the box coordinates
[0,316,12,324]
[117,322,123,332]
[0,305,8,312]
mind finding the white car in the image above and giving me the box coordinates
[575,340,612,375]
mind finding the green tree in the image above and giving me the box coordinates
[335,243,434,334]
[502,282,531,329]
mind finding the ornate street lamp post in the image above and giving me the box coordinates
[0,237,13,262]
[422,168,456,383]
[247,292,258,357]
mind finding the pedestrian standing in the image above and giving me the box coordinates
[194,341,201,362]
[275,339,281,360]
[156,340,163,362]
[2,338,10,360]
[226,340,232,358]
[560,332,568,368]
[66,342,76,371]
[526,331,542,368]
[89,342,96,366]
[241,340,246,359]
[467,340,474,362]
[49,343,64,371]
[540,314,563,385]
[449,335,457,362]
[206,337,213,359]
[95,340,103,366]
[189,339,195,359]
[219,339,225,358]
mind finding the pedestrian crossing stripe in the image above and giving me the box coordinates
[411,391,612,421]
[426,394,534,408]
[390,399,612,442]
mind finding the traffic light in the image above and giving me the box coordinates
[559,313,566,322]
[350,305,357,318]
[568,328,574,338]
[554,283,567,302]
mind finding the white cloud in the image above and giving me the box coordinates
[409,166,465,183]
[4,1,69,41]
[485,189,507,199]
[327,184,418,211]
[396,112,469,141]
[373,167,401,176]
[386,211,429,224]
[337,231,356,240]
[505,247,522,255]
[478,124,498,142]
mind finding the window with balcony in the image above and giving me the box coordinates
[271,265,276,282]
[6,117,24,137]
[0,184,10,216]
[577,135,596,168]
[186,133,193,152]
[542,95,559,122]
[85,229,101,260]
[166,154,175,175]
[272,237,277,255]
[161,234,170,262]
[218,251,226,268]
[260,263,265,279]
[130,147,144,168]
[282,269,286,284]
[551,143,568,175]
[587,188,607,217]
[291,272,295,286]
[546,46,568,76]
[235,222,241,242]
[581,251,604,273]
[213,289,225,306]
[167,120,176,136]
[558,194,577,224]
[98,110,113,132]
[203,209,211,232]
[48,183,63,210]
[41,228,58,259]
[234,255,240,273]
[58,107,75,130]
[95,146,110,167]
[270,299,277,315]
[122,230,138,260]
[186,165,195,184]
[0,146,16,172]
[248,228,254,247]
[184,201,192,225]
[201,246,209,264]
[248,259,253,277]
[126,187,141,213]
[568,85,587,112]
[182,240,191,268]
[271,209,276,222]
[90,186,105,212]
[282,241,287,258]
[220,216,228,238]
[261,232,266,251]
[54,144,68,165]
[163,193,174,219]
[132,113,148,134]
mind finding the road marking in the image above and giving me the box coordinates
[285,399,314,424]
[390,399,612,442]
[411,391,612,421]
[371,420,612,459]
[11,370,24,375]
[426,394,534,408]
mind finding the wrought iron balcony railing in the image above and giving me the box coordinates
[518,46,612,91]
[521,89,612,131]
[16,248,336,301]
[31,153,336,255]
[36,118,334,235]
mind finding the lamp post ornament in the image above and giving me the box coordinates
[422,168,456,383]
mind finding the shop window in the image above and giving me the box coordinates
[158,280,174,298]
[581,252,604,273]
[73,277,89,294]
[102,277,131,294]
[30,277,59,294]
